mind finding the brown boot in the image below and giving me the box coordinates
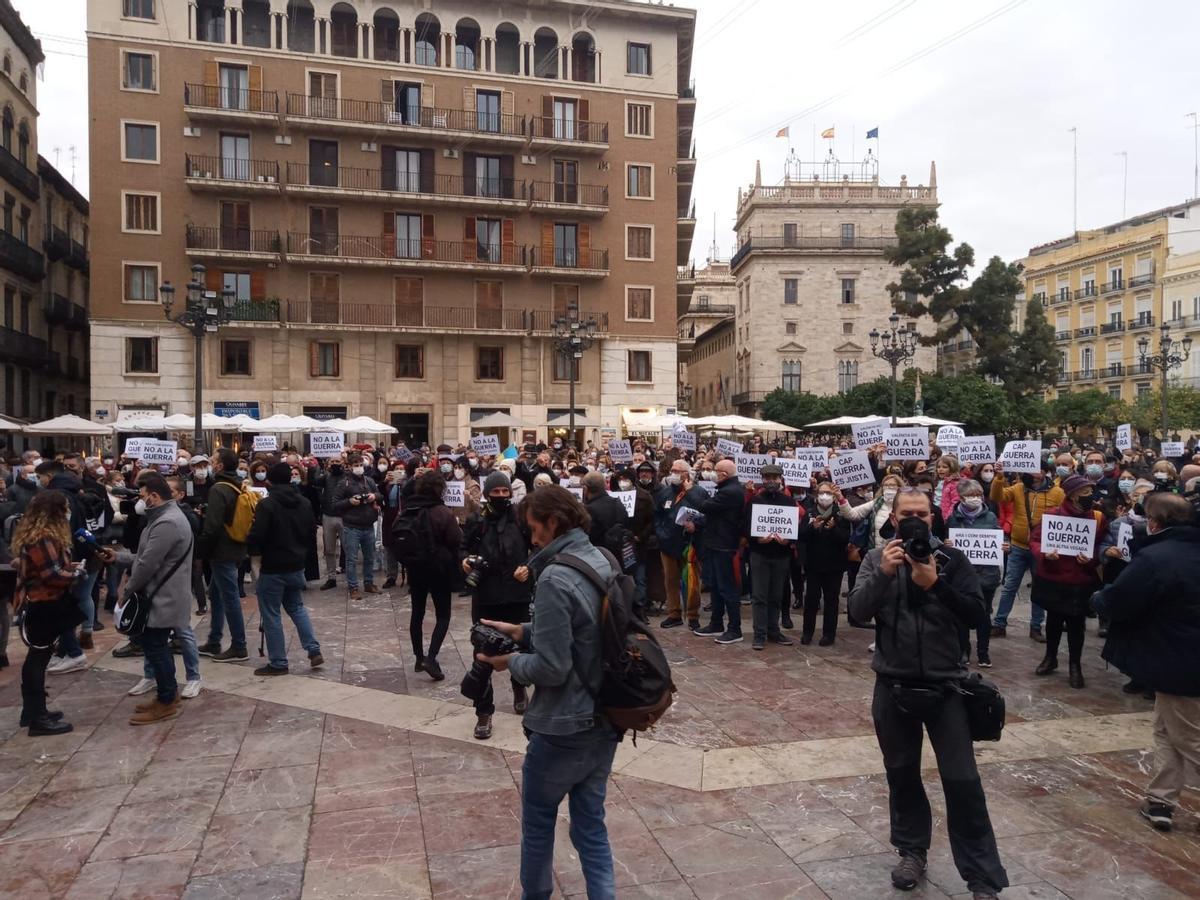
[79,632,94,650]
[364,584,382,595]
[473,715,493,740]
[348,588,363,600]
[129,696,180,726]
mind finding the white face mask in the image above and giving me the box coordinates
[440,463,452,475]
[192,469,208,482]
[980,471,994,483]
[351,466,365,476]
[253,471,267,482]
[883,488,899,502]
[1155,472,1169,482]
[94,467,106,478]
[177,457,188,467]
[453,468,466,480]
[378,463,388,472]
[961,497,984,511]
[236,470,249,480]
[291,476,302,485]
[134,498,147,516]
[817,494,835,507]
[701,471,717,481]
[618,479,633,491]
[666,474,682,486]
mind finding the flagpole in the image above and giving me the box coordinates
[812,123,816,162]
[1070,126,1078,233]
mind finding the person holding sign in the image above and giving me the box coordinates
[742,465,799,651]
[654,459,708,630]
[694,460,746,644]
[1028,475,1111,689]
[798,482,850,646]
[945,480,1002,668]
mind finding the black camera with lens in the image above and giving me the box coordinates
[897,516,933,563]
[460,623,521,701]
[462,554,489,590]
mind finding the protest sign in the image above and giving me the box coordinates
[469,434,501,456]
[1117,522,1133,561]
[1116,424,1132,451]
[566,486,584,501]
[884,426,929,461]
[851,417,888,448]
[735,453,771,482]
[249,485,269,499]
[1041,514,1098,556]
[442,481,465,508]
[139,439,178,465]
[608,439,633,463]
[937,425,966,449]
[793,446,831,467]
[123,438,146,460]
[310,432,345,458]
[393,446,413,462]
[672,428,697,451]
[777,458,812,488]
[716,438,743,456]
[998,440,1041,473]
[749,504,800,540]
[675,506,705,526]
[949,528,1004,567]
[609,490,636,517]
[697,480,717,496]
[252,435,277,453]
[958,436,996,465]
[831,450,875,489]
[1161,441,1185,459]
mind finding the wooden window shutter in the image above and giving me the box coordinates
[579,99,590,123]
[381,146,396,190]
[579,224,591,259]
[542,95,553,121]
[383,211,395,258]
[462,87,475,112]
[332,343,340,376]
[462,152,476,195]
[502,218,515,264]
[501,90,515,119]
[248,65,264,111]
[309,341,319,377]
[420,83,434,110]
[541,222,555,263]
[463,216,477,261]
[204,61,218,86]
[250,271,265,301]
[421,213,435,259]
[419,149,435,192]
[500,155,514,195]
[380,78,393,102]
[205,267,223,293]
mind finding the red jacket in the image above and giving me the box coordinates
[1029,504,1106,587]
[15,538,76,607]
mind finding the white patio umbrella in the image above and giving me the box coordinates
[757,419,801,433]
[470,411,522,428]
[162,413,243,432]
[0,414,23,431]
[897,415,962,427]
[338,416,398,435]
[543,413,602,428]
[254,413,307,432]
[23,415,112,436]
[113,410,168,432]
[225,414,261,432]
[803,415,877,428]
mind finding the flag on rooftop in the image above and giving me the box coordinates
[821,127,835,139]
[776,126,789,139]
[866,126,879,139]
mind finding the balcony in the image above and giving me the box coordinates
[0,230,44,281]
[66,239,88,273]
[1032,293,1047,305]
[1056,371,1072,385]
[0,325,47,368]
[67,303,88,332]
[41,292,70,326]
[731,233,899,269]
[1074,325,1097,337]
[286,163,526,211]
[677,142,697,182]
[1050,291,1072,306]
[678,265,696,283]
[1100,279,1125,295]
[43,225,69,261]
[1101,363,1125,379]
[1074,285,1098,300]
[185,154,281,192]
[285,94,527,147]
[0,144,38,201]
[528,116,609,151]
[528,247,609,277]
[528,181,608,215]
[185,225,281,261]
[1074,370,1098,382]
[1129,272,1155,288]
[228,300,281,323]
[1129,314,1156,331]
[286,233,526,273]
[731,391,769,407]
[281,301,608,334]
[1055,331,1072,342]
[1100,321,1125,334]
[183,83,279,122]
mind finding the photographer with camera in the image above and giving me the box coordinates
[459,471,532,740]
[849,488,1007,900]
[331,452,381,600]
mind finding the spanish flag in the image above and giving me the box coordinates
[821,127,835,139]
[776,126,789,139]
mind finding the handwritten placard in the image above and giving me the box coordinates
[608,440,633,463]
[999,440,1042,473]
[252,435,278,453]
[749,504,800,540]
[735,453,771,482]
[958,436,996,465]
[310,432,345,458]
[884,426,929,461]
[948,528,1004,567]
[469,434,501,456]
[778,458,812,488]
[608,489,636,517]
[831,450,875,490]
[851,418,888,449]
[1041,514,1097,556]
[716,438,743,456]
[442,480,465,508]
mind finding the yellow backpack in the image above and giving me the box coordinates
[215,481,259,543]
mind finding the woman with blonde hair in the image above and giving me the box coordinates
[11,491,83,736]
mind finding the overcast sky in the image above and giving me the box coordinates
[21,0,1200,271]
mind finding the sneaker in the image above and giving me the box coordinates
[92,621,105,632]
[212,646,249,662]
[513,684,528,714]
[309,652,325,669]
[127,677,157,696]
[196,642,221,657]
[687,619,701,630]
[868,641,876,653]
[319,578,337,591]
[112,641,143,658]
[1140,800,1173,832]
[890,851,927,890]
[129,697,180,726]
[780,615,794,631]
[474,714,493,740]
[692,622,723,636]
[1029,626,1046,643]
[659,617,684,629]
[972,892,1000,900]
[254,664,289,676]
[800,633,813,645]
[364,584,382,595]
[977,657,993,668]
[180,679,202,699]
[768,634,794,646]
[47,654,88,675]
[79,632,94,650]
[382,577,397,589]
[989,625,1007,638]
[714,631,744,645]
[752,637,765,651]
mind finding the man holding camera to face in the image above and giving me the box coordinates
[849,488,1008,900]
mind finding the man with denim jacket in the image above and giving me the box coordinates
[475,485,617,900]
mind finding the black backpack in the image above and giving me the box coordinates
[602,522,639,573]
[553,548,675,737]
[391,506,433,567]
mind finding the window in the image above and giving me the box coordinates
[783,223,797,247]
[627,225,653,260]
[16,123,26,165]
[785,322,797,335]
[840,278,856,304]
[393,148,421,193]
[626,102,652,137]
[1171,298,1183,321]
[123,263,158,303]
[476,90,500,133]
[394,213,421,259]
[309,139,338,186]
[122,122,158,162]
[221,339,252,376]
[781,361,801,392]
[222,271,250,302]
[219,64,248,110]
[1137,382,1152,399]
[841,223,855,246]
[627,350,652,383]
[1108,265,1123,289]
[553,223,577,267]
[394,276,424,326]
[391,82,420,123]
[308,71,339,117]
[123,0,154,18]
[1108,385,1122,400]
[553,350,579,382]
[475,155,501,198]
[553,283,578,320]
[783,278,798,304]
[477,346,504,381]
[123,192,159,232]
[2,193,11,234]
[553,159,578,203]
[837,360,858,393]
[552,99,576,141]
[125,337,158,374]
[311,341,340,377]
[627,42,652,75]
[220,201,250,250]
[477,218,502,263]
[626,164,652,199]
[310,206,339,255]
[395,344,424,379]
[220,133,250,181]
[626,287,652,321]
[842,322,854,334]
[122,51,155,90]
[309,273,340,323]
[17,207,27,244]
[476,280,503,328]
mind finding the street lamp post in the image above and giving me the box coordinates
[160,263,236,454]
[869,314,920,426]
[1138,322,1192,445]
[552,301,598,449]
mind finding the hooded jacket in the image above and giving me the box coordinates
[332,470,380,529]
[461,500,532,608]
[246,483,316,574]
[653,480,708,559]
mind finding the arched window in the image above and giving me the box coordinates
[287,1,315,53]
[781,360,801,392]
[455,18,480,71]
[1,108,12,153]
[533,27,558,79]
[571,32,596,83]
[2,54,10,76]
[18,71,27,93]
[329,2,358,58]
[17,122,28,166]
[241,0,271,48]
[373,8,400,62]
[495,23,520,75]
[414,13,440,66]
[196,0,226,43]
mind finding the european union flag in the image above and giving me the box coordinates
[866,127,879,139]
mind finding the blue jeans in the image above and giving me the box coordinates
[143,625,200,682]
[141,626,178,704]
[707,549,742,634]
[205,559,246,648]
[992,545,1045,629]
[343,525,376,590]
[58,568,99,657]
[257,570,320,670]
[521,726,619,900]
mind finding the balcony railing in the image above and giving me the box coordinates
[43,225,69,261]
[281,300,608,332]
[0,229,44,281]
[1129,314,1156,330]
[66,239,88,272]
[731,391,769,406]
[1100,321,1124,334]
[42,292,70,325]
[529,116,609,145]
[528,181,609,208]
[1074,285,1097,300]
[186,154,280,184]
[184,83,279,114]
[67,303,87,332]
[732,233,898,267]
[185,225,281,254]
[0,144,38,201]
[287,163,522,202]
[1056,371,1072,385]
[1074,325,1097,337]
[1055,331,1072,341]
[1129,272,1155,288]
[529,247,609,272]
[1101,364,1125,379]
[0,325,47,368]
[1050,291,1072,306]
[678,265,696,281]
[1074,370,1097,382]
[228,300,281,322]
[286,232,526,267]
[689,303,734,316]
[285,94,526,139]
[1100,279,1125,294]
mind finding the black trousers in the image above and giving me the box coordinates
[21,645,54,719]
[1045,612,1086,665]
[470,597,530,716]
[409,566,452,661]
[871,677,1008,894]
[803,570,844,638]
[958,584,997,661]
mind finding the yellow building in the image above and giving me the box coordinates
[1016,200,1200,403]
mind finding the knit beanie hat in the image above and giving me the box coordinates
[483,471,511,494]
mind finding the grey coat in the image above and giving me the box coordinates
[117,499,193,630]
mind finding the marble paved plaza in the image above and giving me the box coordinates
[0,581,1198,899]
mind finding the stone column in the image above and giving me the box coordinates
[223,6,232,43]
[445,32,455,68]
[562,47,571,80]
[363,23,372,59]
[521,42,531,76]
[279,13,288,50]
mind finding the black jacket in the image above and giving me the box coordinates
[849,543,986,683]
[653,482,708,558]
[585,492,629,551]
[332,473,379,528]
[318,469,345,517]
[461,502,533,609]
[8,476,36,512]
[197,472,248,562]
[631,487,654,551]
[47,473,88,557]
[743,487,798,559]
[1093,525,1200,696]
[699,476,744,552]
[246,483,315,574]
[800,509,850,574]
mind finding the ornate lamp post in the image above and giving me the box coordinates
[1138,322,1192,444]
[869,313,919,426]
[552,301,598,448]
[160,263,235,454]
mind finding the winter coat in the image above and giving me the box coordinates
[653,481,707,559]
[1029,503,1108,588]
[460,503,533,608]
[585,492,629,552]
[197,473,249,562]
[332,472,380,529]
[116,499,193,631]
[839,495,893,551]
[989,476,1064,549]
[699,476,745,553]
[945,505,1002,592]
[319,470,344,517]
[800,507,850,574]
[400,492,463,576]
[938,475,961,523]
[743,487,799,559]
[246,483,315,574]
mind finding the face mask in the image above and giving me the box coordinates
[552,467,562,476]
[122,465,133,474]
[665,474,681,486]
[192,468,208,482]
[639,477,654,487]
[618,479,633,491]
[701,470,716,481]
[883,488,898,502]
[94,467,106,478]
[1105,464,1116,473]
[961,497,983,512]
[1085,464,1103,478]
[253,471,266,482]
[763,481,781,493]
[329,465,343,476]
[378,463,388,472]
[236,470,248,480]
[1155,472,1170,482]
[1055,465,1072,478]
[553,442,562,450]
[489,497,511,513]
[980,471,994,483]
[291,476,302,485]
[351,466,365,476]
[1118,478,1135,494]
[439,463,452,475]
[25,473,37,484]
[467,458,478,469]
[817,494,835,507]
[453,468,466,480]
[1075,495,1095,510]
[134,498,147,516]
[177,457,188,467]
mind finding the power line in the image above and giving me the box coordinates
[835,0,919,48]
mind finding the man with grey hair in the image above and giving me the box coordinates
[582,471,627,552]
[655,458,706,629]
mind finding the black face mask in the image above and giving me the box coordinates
[488,497,511,514]
[1074,495,1095,510]
[329,465,343,476]
[638,478,654,488]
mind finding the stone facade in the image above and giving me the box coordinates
[677,258,735,411]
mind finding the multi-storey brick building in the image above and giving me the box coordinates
[86,0,696,447]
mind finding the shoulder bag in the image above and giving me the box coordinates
[114,537,194,637]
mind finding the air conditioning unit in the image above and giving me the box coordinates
[361,141,377,152]
[521,154,537,165]
[274,135,292,145]
[443,148,460,159]
[183,126,200,138]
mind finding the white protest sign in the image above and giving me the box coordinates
[1117,522,1133,561]
[1161,441,1185,458]
[442,480,465,508]
[716,438,743,456]
[831,450,876,489]
[310,432,345,458]
[999,440,1042,473]
[252,435,278,453]
[566,486,584,501]
[249,485,269,499]
[697,480,717,496]
[749,504,800,540]
[139,439,178,465]
[937,425,966,451]
[958,436,996,465]
[1041,514,1098,556]
[884,426,929,461]
[609,489,636,517]
[608,440,633,463]
[469,434,501,456]
[123,438,146,460]
[851,417,888,449]
[675,505,704,526]
[1116,424,1132,451]
[793,446,831,467]
[949,528,1004,567]
[393,445,414,462]
[735,453,771,482]
[778,458,812,488]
